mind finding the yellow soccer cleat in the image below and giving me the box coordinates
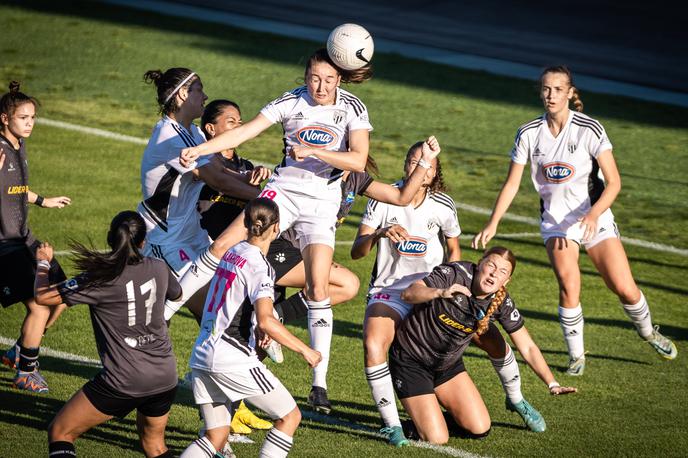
[231,401,272,433]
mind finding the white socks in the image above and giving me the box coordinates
[308,298,332,389]
[164,248,220,320]
[490,344,523,404]
[365,362,401,427]
[259,428,293,458]
[559,304,585,360]
[179,436,216,458]
[622,291,653,339]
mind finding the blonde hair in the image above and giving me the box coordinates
[476,286,507,335]
[540,65,584,112]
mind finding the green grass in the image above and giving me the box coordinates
[1,1,687,457]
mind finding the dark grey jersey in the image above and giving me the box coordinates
[0,134,31,255]
[337,170,373,227]
[57,257,182,396]
[394,261,524,371]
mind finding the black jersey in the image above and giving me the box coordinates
[0,133,32,255]
[393,261,524,371]
[197,152,255,240]
[336,170,373,227]
[57,257,182,397]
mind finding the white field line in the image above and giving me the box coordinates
[0,337,489,458]
[38,117,688,257]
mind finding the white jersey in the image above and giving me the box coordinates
[511,111,613,234]
[260,85,373,189]
[190,241,275,372]
[361,186,462,294]
[138,116,210,247]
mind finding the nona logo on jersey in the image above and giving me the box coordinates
[395,236,428,257]
[542,162,575,183]
[296,126,338,148]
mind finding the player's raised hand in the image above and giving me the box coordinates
[43,196,72,208]
[421,135,441,160]
[36,242,54,263]
[472,222,498,250]
[302,347,322,368]
[439,283,472,299]
[249,166,272,185]
[380,224,410,243]
[180,146,200,168]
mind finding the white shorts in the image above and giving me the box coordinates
[190,365,296,420]
[366,289,412,320]
[143,232,211,277]
[259,177,339,250]
[542,208,619,250]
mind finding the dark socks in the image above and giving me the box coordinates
[18,343,39,372]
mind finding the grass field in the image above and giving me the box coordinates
[0,1,687,457]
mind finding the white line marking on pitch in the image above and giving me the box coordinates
[36,117,688,257]
[0,336,489,458]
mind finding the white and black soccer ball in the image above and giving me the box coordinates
[326,23,374,71]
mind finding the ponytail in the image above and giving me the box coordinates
[244,198,280,237]
[71,211,146,286]
[143,67,197,115]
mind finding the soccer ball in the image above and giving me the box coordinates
[326,23,374,71]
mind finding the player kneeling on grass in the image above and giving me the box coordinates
[393,247,576,444]
[34,211,182,458]
[181,198,321,458]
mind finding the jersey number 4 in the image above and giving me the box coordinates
[126,279,157,326]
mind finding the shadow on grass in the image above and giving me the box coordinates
[7,0,688,129]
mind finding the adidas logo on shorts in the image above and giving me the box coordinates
[377,397,391,407]
[312,318,330,328]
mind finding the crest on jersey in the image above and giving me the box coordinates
[296,126,337,148]
[568,142,578,154]
[395,236,428,257]
[333,110,346,124]
[427,220,438,231]
[542,162,575,183]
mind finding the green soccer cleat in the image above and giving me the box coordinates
[645,325,677,360]
[380,425,410,447]
[566,354,586,376]
[506,398,546,432]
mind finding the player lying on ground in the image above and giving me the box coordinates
[35,211,182,458]
[395,247,576,444]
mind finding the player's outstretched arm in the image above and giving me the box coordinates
[400,279,471,304]
[33,242,63,306]
[195,156,261,200]
[472,161,525,250]
[28,190,71,209]
[364,136,440,206]
[292,128,369,172]
[509,326,576,395]
[350,223,409,260]
[255,297,321,368]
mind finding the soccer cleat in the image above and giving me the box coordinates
[264,340,284,364]
[307,386,332,415]
[380,425,410,447]
[229,416,252,435]
[645,326,677,360]
[566,354,586,376]
[13,369,49,393]
[226,434,254,444]
[233,401,272,430]
[2,344,18,370]
[506,398,546,432]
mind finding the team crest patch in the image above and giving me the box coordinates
[542,162,575,183]
[296,126,337,148]
[568,142,578,154]
[511,309,520,321]
[64,278,79,290]
[395,237,428,257]
[332,110,346,124]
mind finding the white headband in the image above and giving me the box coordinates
[163,72,196,104]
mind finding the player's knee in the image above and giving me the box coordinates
[616,286,640,305]
[307,284,329,302]
[277,406,301,431]
[335,268,360,302]
[48,418,77,443]
[421,429,449,444]
[363,339,388,365]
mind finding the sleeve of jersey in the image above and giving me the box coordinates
[356,171,374,195]
[494,294,525,333]
[436,196,461,238]
[422,263,458,289]
[360,198,383,229]
[591,125,613,158]
[259,92,292,124]
[247,265,275,305]
[158,131,211,173]
[56,274,97,307]
[510,129,530,165]
[348,102,373,132]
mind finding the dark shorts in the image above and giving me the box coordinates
[0,240,66,308]
[389,344,466,399]
[82,375,177,418]
[266,236,303,282]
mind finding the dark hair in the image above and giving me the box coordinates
[244,198,280,237]
[475,246,517,335]
[201,99,241,139]
[540,65,584,112]
[0,81,39,121]
[365,155,379,176]
[143,68,198,115]
[306,48,372,84]
[70,211,146,287]
[405,141,448,193]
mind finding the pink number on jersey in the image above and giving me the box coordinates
[259,189,277,200]
[206,267,237,313]
[179,249,190,262]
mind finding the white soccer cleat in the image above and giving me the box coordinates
[265,340,284,364]
[645,325,677,360]
[566,354,586,376]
